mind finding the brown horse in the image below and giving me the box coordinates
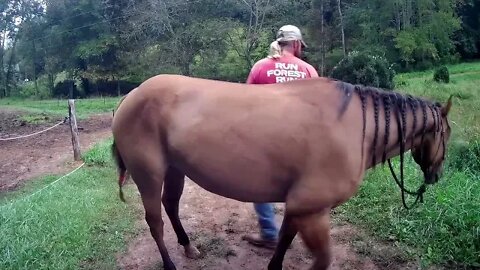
[111,74,452,270]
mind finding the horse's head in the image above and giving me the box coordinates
[412,97,453,185]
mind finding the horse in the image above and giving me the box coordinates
[111,74,452,270]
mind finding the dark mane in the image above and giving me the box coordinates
[335,81,443,166]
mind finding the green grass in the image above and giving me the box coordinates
[0,97,121,119]
[0,138,140,270]
[335,61,480,269]
[335,160,480,268]
[17,112,53,124]
[396,62,480,80]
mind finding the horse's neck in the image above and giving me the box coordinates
[365,101,438,169]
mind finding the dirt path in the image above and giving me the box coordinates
[117,180,419,270]
[0,108,112,193]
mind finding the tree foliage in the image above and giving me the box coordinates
[0,0,477,98]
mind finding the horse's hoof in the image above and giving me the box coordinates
[163,261,177,270]
[184,244,201,259]
[268,262,283,270]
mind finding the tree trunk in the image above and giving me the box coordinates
[95,80,99,96]
[337,0,346,58]
[407,0,412,28]
[395,1,401,31]
[48,72,54,96]
[32,39,38,96]
[320,0,326,76]
[117,80,121,96]
[69,80,74,99]
[5,36,19,97]
[1,27,8,98]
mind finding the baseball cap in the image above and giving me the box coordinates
[276,25,307,47]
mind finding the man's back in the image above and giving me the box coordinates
[247,55,319,85]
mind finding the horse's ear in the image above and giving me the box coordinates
[441,95,453,117]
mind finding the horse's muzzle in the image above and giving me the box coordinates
[424,170,441,185]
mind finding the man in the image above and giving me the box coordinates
[242,25,319,249]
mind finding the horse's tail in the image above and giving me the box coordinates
[112,140,128,202]
[112,93,131,202]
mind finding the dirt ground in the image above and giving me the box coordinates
[0,108,112,192]
[0,108,425,270]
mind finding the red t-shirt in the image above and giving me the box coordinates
[246,55,319,85]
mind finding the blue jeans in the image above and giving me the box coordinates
[254,203,279,240]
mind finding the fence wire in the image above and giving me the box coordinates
[0,162,85,210]
[0,117,68,141]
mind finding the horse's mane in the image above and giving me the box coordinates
[334,80,443,166]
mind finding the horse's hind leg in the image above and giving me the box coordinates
[129,157,176,270]
[162,167,201,259]
[268,215,298,270]
[293,211,332,270]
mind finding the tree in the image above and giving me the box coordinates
[337,0,346,57]
[0,0,43,97]
[455,0,480,59]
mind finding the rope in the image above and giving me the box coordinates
[388,159,426,210]
[0,117,68,141]
[0,162,85,210]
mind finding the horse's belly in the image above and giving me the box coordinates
[168,143,291,203]
[186,174,287,203]
[164,94,309,202]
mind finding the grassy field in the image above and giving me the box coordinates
[0,96,121,120]
[334,61,480,269]
[0,139,140,270]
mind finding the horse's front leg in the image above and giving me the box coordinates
[293,211,332,270]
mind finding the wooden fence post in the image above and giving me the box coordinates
[68,99,81,161]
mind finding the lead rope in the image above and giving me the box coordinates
[388,159,426,209]
[389,108,445,210]
[388,97,427,210]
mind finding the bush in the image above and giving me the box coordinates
[433,66,450,83]
[330,50,396,89]
[16,76,53,99]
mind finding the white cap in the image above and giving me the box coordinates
[276,25,307,47]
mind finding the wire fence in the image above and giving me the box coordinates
[0,162,85,210]
[0,100,87,209]
[0,117,68,142]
